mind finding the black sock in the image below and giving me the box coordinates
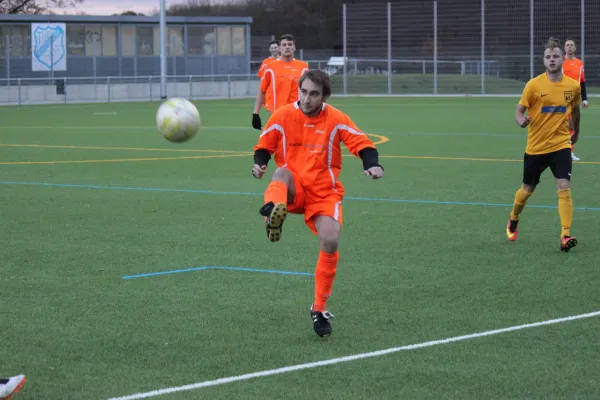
[0,378,9,384]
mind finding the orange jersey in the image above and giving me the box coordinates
[260,59,309,112]
[254,102,376,197]
[563,57,585,82]
[258,57,278,110]
[257,57,277,78]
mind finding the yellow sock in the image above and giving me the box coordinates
[558,189,573,237]
[510,188,533,220]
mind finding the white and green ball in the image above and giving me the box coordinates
[156,98,201,143]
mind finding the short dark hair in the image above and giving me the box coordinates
[279,34,295,44]
[269,40,278,46]
[299,70,332,98]
[565,37,576,44]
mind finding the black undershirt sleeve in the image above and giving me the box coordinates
[358,147,383,170]
[580,82,588,102]
[253,149,271,166]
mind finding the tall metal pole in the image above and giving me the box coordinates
[343,3,347,96]
[433,1,438,95]
[581,0,585,63]
[387,2,392,95]
[529,0,534,79]
[160,0,167,99]
[481,0,485,95]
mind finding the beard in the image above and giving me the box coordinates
[301,103,322,116]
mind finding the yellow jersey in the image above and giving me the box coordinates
[519,72,581,155]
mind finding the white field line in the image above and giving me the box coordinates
[107,310,600,400]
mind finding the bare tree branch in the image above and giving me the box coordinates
[0,0,84,14]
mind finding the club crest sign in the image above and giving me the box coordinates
[31,23,67,71]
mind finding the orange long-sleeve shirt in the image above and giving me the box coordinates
[563,57,585,83]
[254,102,376,197]
[259,59,309,112]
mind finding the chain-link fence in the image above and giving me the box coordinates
[337,0,599,96]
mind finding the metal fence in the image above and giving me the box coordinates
[337,0,600,95]
[0,74,261,105]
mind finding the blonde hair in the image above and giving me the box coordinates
[546,37,563,53]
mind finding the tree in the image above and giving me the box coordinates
[167,0,344,51]
[0,0,85,14]
[115,10,145,16]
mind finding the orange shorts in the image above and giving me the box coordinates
[287,171,343,235]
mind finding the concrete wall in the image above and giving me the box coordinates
[0,79,260,105]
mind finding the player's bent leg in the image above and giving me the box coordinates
[507,184,535,241]
[259,167,297,242]
[310,215,341,337]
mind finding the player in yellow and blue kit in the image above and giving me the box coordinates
[507,37,581,252]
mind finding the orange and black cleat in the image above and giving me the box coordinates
[560,236,578,252]
[259,201,287,243]
[506,219,519,241]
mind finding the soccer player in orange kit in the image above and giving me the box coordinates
[563,38,588,161]
[252,70,384,337]
[257,40,280,111]
[251,34,309,130]
[257,40,280,78]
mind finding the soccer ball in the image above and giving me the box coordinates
[156,98,201,143]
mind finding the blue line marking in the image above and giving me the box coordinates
[122,266,314,279]
[2,181,600,211]
[122,266,210,279]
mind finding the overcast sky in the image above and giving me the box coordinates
[54,0,232,15]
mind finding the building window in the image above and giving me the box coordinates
[217,26,232,56]
[85,24,101,56]
[0,27,5,57]
[67,24,85,55]
[231,26,245,56]
[137,26,154,56]
[9,25,31,57]
[188,26,215,56]
[121,25,135,56]
[152,26,160,56]
[102,25,117,56]
[168,26,184,56]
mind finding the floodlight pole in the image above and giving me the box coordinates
[160,0,167,99]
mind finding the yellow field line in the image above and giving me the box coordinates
[0,153,249,165]
[0,132,389,152]
[0,143,246,154]
[367,134,389,145]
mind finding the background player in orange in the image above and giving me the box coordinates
[257,40,280,111]
[252,70,384,337]
[251,34,309,130]
[257,40,279,78]
[563,38,588,161]
[508,37,580,252]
